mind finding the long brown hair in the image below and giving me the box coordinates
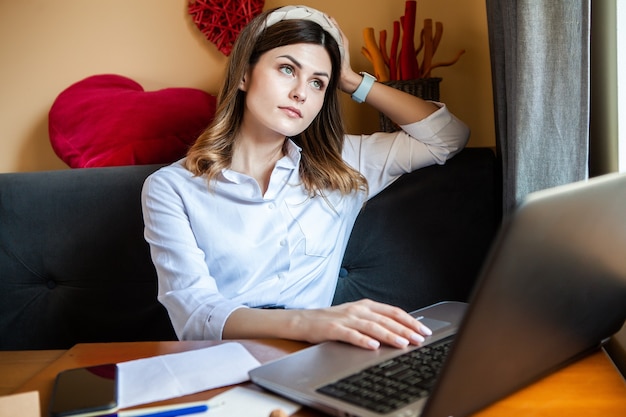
[185,9,367,197]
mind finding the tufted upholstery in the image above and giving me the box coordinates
[0,148,499,350]
[0,164,177,349]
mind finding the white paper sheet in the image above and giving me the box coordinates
[205,386,301,417]
[117,342,261,408]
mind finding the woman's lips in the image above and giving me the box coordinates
[280,106,302,118]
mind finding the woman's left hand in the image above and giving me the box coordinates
[327,16,438,123]
[327,16,362,95]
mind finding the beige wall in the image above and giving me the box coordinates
[0,0,494,173]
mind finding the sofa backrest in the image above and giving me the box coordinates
[0,148,499,350]
[334,148,499,310]
[0,164,176,349]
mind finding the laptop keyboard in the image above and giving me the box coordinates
[316,337,453,414]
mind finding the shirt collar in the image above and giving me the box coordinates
[221,139,302,183]
[279,139,302,169]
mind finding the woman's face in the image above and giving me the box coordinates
[240,42,332,140]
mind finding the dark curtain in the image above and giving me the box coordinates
[486,0,591,215]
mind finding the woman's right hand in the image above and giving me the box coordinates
[224,299,431,350]
[288,299,432,350]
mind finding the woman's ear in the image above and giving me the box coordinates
[239,69,250,92]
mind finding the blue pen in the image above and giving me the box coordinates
[103,403,210,417]
[126,404,208,417]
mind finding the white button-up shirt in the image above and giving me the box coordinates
[141,103,469,340]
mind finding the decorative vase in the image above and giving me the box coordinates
[379,77,442,132]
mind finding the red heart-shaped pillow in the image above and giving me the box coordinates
[49,74,216,168]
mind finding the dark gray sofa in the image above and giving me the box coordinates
[0,148,500,350]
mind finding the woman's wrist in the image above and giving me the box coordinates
[340,70,364,95]
[224,308,293,340]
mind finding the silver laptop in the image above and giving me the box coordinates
[250,172,626,417]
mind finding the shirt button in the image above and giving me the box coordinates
[268,203,276,209]
[279,239,287,247]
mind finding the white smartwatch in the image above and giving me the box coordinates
[351,72,377,103]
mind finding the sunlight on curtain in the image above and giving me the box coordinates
[618,1,626,172]
[486,0,591,214]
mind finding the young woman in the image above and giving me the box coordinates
[141,5,469,351]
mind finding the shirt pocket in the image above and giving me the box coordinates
[285,193,343,257]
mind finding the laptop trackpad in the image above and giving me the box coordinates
[420,317,452,332]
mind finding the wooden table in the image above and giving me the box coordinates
[4,340,626,417]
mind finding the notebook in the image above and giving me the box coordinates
[250,172,626,417]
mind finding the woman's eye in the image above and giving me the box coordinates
[280,65,294,76]
[310,79,324,90]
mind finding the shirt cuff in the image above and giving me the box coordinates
[399,102,452,139]
[205,303,249,340]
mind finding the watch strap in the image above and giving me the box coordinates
[351,72,376,103]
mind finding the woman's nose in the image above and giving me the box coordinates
[291,82,307,102]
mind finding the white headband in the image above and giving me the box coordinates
[264,5,344,59]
